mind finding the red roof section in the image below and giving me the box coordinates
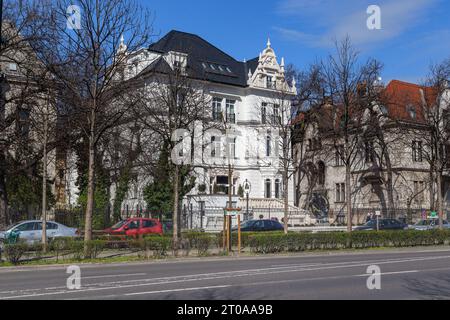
[382,80,438,123]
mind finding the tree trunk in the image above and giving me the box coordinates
[0,174,7,229]
[84,134,96,255]
[346,164,352,233]
[383,151,395,218]
[283,169,289,235]
[41,114,48,252]
[227,162,233,252]
[429,170,436,211]
[172,164,180,250]
[437,169,444,230]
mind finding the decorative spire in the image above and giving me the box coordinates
[267,38,271,48]
[280,57,285,67]
[248,69,252,79]
[118,34,127,54]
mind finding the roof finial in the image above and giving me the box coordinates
[267,37,271,48]
[118,34,127,53]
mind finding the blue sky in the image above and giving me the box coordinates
[142,0,450,84]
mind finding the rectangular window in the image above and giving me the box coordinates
[266,76,275,89]
[265,179,272,199]
[211,136,221,158]
[335,145,345,166]
[226,99,236,124]
[414,181,425,203]
[365,141,375,163]
[272,104,280,124]
[228,138,236,159]
[336,183,346,203]
[8,63,18,72]
[261,103,267,124]
[412,141,423,162]
[275,180,281,199]
[266,136,271,157]
[212,97,222,121]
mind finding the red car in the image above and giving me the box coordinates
[104,218,163,237]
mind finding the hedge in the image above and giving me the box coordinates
[3,230,450,265]
[248,230,450,254]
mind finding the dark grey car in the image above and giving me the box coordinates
[354,219,408,231]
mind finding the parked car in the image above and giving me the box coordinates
[103,218,163,237]
[410,219,450,231]
[232,219,284,232]
[354,219,408,231]
[0,221,79,244]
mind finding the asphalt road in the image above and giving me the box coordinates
[1,248,450,300]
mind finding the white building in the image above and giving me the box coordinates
[62,30,315,228]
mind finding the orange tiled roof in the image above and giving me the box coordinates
[382,80,438,123]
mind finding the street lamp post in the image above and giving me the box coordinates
[243,179,251,221]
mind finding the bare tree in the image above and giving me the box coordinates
[134,66,212,248]
[0,0,52,228]
[319,37,383,232]
[32,0,154,253]
[416,59,450,229]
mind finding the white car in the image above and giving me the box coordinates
[410,219,450,231]
[0,221,79,245]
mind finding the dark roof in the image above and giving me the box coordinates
[146,30,259,87]
[246,57,259,76]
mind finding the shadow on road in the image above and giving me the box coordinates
[404,275,450,300]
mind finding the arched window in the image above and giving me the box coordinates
[265,179,272,199]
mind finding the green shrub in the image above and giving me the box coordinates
[196,235,213,256]
[144,236,172,258]
[67,240,85,261]
[85,240,108,259]
[3,242,29,265]
[50,238,72,262]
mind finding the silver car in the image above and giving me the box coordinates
[410,219,450,231]
[0,221,78,245]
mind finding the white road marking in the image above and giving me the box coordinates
[83,273,146,280]
[125,285,231,296]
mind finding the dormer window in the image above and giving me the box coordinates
[266,76,275,89]
[407,104,417,120]
[167,51,188,74]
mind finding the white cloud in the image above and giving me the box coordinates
[275,0,440,47]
